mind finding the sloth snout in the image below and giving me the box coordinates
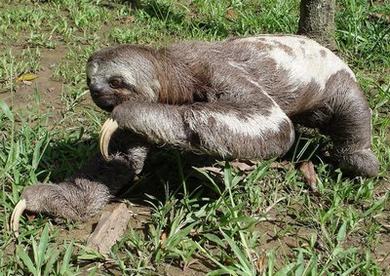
[89,83,104,95]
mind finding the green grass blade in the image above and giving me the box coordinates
[0,100,14,121]
[37,224,50,267]
[60,242,74,275]
[337,221,347,244]
[221,230,253,274]
[16,245,37,275]
[43,248,59,276]
[194,242,238,276]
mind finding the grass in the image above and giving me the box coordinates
[0,0,389,274]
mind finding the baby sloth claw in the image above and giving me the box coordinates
[100,118,119,160]
[10,199,27,237]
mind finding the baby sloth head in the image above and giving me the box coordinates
[86,45,161,112]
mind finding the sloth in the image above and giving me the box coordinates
[11,35,379,236]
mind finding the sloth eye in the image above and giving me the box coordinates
[108,77,124,89]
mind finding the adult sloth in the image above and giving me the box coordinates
[11,35,379,236]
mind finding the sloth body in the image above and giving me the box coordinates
[11,35,379,233]
[89,35,378,176]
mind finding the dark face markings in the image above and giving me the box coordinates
[108,76,125,89]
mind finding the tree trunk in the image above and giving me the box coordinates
[297,0,337,51]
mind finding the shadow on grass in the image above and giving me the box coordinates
[36,129,222,203]
[38,136,99,183]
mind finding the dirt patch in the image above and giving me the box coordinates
[374,183,390,272]
[373,179,390,270]
[160,263,209,276]
[252,210,316,268]
[374,231,390,272]
[56,201,211,275]
[1,45,68,114]
[56,201,152,243]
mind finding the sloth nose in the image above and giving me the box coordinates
[89,83,104,95]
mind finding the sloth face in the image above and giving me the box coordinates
[86,46,160,112]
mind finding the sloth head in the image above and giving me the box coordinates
[86,45,161,112]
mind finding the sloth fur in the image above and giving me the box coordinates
[15,35,379,223]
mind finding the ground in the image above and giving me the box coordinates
[0,0,389,275]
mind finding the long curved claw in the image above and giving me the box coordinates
[10,199,26,237]
[99,118,119,160]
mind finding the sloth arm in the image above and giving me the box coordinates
[11,131,149,234]
[111,96,295,160]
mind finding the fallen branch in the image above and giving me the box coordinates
[87,203,132,255]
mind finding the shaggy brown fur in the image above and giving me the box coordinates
[13,35,379,226]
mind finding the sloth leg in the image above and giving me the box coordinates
[324,89,379,177]
[293,75,379,177]
[110,101,295,160]
[302,79,379,177]
[11,132,149,236]
[11,154,135,236]
[12,179,111,236]
[106,129,150,174]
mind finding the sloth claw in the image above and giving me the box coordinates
[99,118,119,160]
[10,199,27,237]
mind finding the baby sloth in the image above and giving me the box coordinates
[11,35,379,236]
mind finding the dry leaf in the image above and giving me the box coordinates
[87,203,131,255]
[231,160,255,171]
[225,8,237,20]
[182,259,200,271]
[121,15,135,24]
[270,160,292,170]
[369,12,390,23]
[255,253,267,274]
[190,228,198,237]
[26,213,36,222]
[16,73,38,82]
[299,161,318,193]
[160,230,168,247]
[199,166,223,175]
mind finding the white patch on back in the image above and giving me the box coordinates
[228,61,267,90]
[228,61,250,75]
[237,35,356,89]
[200,105,291,137]
[228,61,281,106]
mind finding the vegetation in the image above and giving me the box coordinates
[0,0,389,274]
